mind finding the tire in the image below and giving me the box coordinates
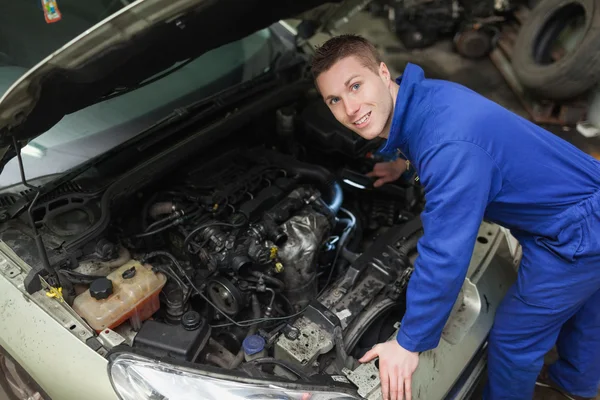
[512,0,600,100]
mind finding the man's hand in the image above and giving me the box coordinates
[366,159,408,188]
[359,341,419,400]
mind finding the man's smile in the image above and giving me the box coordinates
[353,111,372,128]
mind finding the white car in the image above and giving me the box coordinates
[0,1,517,399]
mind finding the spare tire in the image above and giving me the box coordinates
[512,0,600,100]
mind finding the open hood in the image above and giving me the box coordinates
[0,0,359,151]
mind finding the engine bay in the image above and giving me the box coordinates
[0,97,427,383]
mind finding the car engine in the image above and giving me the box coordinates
[0,99,425,382]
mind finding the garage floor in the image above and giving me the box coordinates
[328,10,600,400]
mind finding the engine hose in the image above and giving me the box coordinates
[258,150,343,215]
[250,271,285,291]
[206,353,231,369]
[229,294,261,369]
[149,201,175,220]
[142,251,189,279]
[397,233,421,262]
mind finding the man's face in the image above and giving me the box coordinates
[316,56,395,140]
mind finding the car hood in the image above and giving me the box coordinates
[0,0,353,158]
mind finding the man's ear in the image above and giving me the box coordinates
[379,61,391,82]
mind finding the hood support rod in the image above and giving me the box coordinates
[12,137,59,287]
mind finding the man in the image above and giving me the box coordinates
[311,34,600,400]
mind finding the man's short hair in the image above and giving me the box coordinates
[311,34,382,80]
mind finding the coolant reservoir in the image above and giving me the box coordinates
[72,260,167,332]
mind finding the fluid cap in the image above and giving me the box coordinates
[181,311,202,331]
[90,278,113,300]
[242,335,265,356]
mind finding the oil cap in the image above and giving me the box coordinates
[242,335,265,356]
[90,278,113,300]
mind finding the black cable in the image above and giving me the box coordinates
[145,215,174,232]
[143,251,189,279]
[58,269,104,284]
[317,214,355,298]
[134,221,179,238]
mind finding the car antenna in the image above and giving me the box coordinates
[12,136,60,289]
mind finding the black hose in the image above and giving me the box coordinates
[250,271,285,291]
[318,214,355,297]
[149,201,175,220]
[257,150,343,215]
[145,215,174,232]
[142,251,189,279]
[206,354,231,369]
[397,233,421,261]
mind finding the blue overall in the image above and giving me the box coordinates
[379,63,600,399]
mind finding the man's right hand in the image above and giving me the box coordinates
[366,158,408,188]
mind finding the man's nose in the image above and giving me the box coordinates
[344,97,360,117]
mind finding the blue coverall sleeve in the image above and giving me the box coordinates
[396,140,502,352]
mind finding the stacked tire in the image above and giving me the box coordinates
[512,0,600,100]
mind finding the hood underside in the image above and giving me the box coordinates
[0,0,342,148]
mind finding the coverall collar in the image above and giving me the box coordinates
[379,62,426,156]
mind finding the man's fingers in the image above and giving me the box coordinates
[389,367,398,400]
[373,178,386,188]
[380,366,389,400]
[405,377,412,400]
[359,348,378,363]
[397,375,404,400]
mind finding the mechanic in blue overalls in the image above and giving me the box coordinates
[311,34,600,400]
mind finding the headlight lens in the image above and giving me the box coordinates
[109,353,360,400]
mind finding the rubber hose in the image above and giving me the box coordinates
[251,271,285,291]
[398,234,421,258]
[206,353,231,369]
[149,201,175,220]
[258,150,343,215]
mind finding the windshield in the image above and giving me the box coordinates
[0,2,289,188]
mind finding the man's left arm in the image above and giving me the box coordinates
[359,140,503,400]
[397,140,503,352]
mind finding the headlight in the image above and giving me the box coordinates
[109,353,360,400]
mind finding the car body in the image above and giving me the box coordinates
[0,1,518,399]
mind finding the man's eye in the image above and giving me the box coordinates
[351,83,360,90]
[330,97,339,105]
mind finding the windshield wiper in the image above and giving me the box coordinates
[6,67,286,220]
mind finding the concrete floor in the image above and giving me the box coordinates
[327,10,600,400]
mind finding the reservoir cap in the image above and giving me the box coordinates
[242,335,265,355]
[90,278,113,300]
